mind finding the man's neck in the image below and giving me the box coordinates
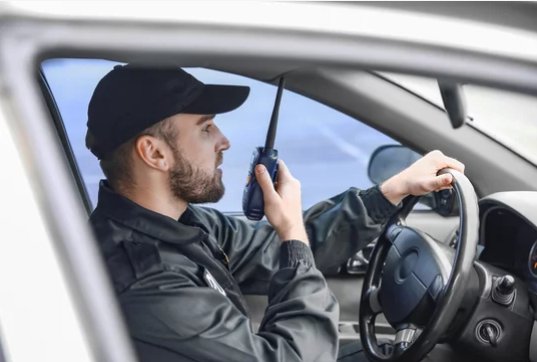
[120,185,188,221]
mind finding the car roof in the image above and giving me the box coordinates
[349,2,537,34]
[2,1,537,83]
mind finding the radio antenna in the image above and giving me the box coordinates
[264,77,285,150]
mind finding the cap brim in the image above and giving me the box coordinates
[182,84,250,115]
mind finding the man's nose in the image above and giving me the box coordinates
[217,133,231,152]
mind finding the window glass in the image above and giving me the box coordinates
[43,59,406,212]
[381,72,537,166]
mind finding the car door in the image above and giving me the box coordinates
[40,57,459,345]
[4,2,537,361]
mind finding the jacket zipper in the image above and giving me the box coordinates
[199,237,251,318]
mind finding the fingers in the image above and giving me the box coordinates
[276,159,293,185]
[444,156,465,173]
[429,150,465,173]
[430,174,453,191]
[255,165,278,203]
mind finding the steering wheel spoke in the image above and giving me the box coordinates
[369,286,382,315]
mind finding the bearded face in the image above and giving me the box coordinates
[168,143,225,204]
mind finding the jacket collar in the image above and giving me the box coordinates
[93,180,207,245]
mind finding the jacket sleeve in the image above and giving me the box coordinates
[120,241,339,362]
[197,185,400,295]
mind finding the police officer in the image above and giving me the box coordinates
[86,63,465,362]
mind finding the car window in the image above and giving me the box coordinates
[42,58,417,213]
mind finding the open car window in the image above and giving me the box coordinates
[42,58,406,213]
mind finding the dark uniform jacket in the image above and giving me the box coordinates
[89,180,398,362]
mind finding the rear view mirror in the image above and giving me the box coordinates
[438,80,467,129]
[368,145,457,216]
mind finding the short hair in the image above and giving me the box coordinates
[87,117,177,192]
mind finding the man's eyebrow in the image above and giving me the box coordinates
[196,114,216,126]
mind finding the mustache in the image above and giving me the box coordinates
[216,152,223,167]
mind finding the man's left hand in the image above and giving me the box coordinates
[380,150,465,206]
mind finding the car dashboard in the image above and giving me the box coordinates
[478,192,537,297]
[449,191,537,361]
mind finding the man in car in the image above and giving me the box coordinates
[85,63,464,362]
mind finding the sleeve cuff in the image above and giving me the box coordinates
[358,185,401,223]
[280,240,315,268]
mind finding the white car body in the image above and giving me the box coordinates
[0,2,536,361]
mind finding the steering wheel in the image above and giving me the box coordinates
[359,168,479,361]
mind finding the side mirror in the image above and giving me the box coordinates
[368,145,457,216]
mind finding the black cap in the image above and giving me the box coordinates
[86,63,250,159]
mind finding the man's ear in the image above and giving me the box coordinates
[134,135,169,172]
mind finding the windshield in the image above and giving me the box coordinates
[379,72,537,166]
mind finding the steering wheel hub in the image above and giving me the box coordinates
[380,227,454,325]
[396,248,418,282]
[395,249,420,284]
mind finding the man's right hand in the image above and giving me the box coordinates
[255,159,309,245]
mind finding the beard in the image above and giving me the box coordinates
[168,144,225,204]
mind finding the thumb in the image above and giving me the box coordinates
[256,165,278,202]
[432,174,453,190]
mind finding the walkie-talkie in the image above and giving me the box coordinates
[242,77,285,220]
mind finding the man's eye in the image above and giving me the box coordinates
[203,125,212,132]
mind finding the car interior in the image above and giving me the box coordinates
[36,56,537,361]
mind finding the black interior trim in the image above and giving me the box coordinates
[37,67,93,215]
